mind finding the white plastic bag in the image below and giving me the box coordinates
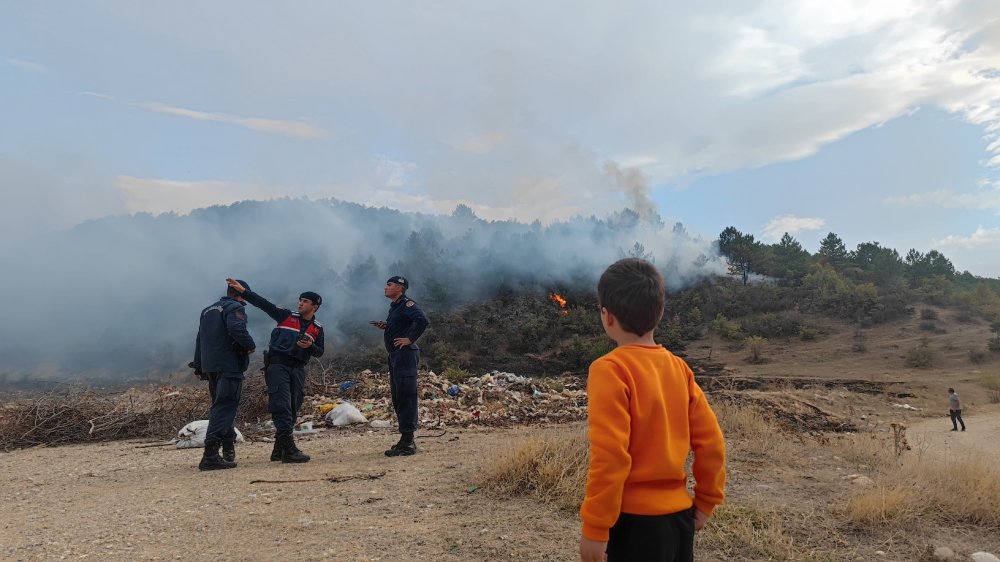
[174,419,245,448]
[324,403,368,426]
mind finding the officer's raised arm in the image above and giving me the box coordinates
[227,278,289,323]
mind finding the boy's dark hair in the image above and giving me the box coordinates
[598,258,665,336]
[227,287,240,298]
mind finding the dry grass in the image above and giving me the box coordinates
[695,504,803,561]
[479,427,589,511]
[840,436,1000,527]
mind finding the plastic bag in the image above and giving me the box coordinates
[174,420,245,448]
[324,403,368,426]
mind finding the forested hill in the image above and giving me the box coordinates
[0,199,718,380]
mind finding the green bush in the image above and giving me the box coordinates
[799,327,819,341]
[920,308,939,320]
[852,330,867,353]
[710,314,743,341]
[443,366,476,383]
[741,312,801,339]
[919,321,937,332]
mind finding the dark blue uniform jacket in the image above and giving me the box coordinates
[243,290,325,365]
[193,297,256,374]
[384,296,429,352]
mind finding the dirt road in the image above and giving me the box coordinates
[905,404,1000,461]
[0,426,580,561]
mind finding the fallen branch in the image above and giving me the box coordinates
[250,470,387,485]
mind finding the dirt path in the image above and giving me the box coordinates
[0,426,580,561]
[905,404,1000,461]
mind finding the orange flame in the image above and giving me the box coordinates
[549,292,569,314]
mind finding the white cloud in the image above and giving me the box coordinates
[5,57,46,72]
[762,215,827,240]
[934,226,1000,249]
[135,102,325,139]
[374,156,417,189]
[884,183,1000,212]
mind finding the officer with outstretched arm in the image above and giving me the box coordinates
[226,278,324,463]
[371,275,429,457]
[191,280,256,470]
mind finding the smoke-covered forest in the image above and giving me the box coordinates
[0,198,720,380]
[1,197,997,382]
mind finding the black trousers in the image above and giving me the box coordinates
[950,409,965,430]
[606,510,695,562]
[265,363,307,433]
[205,372,243,443]
[388,348,419,434]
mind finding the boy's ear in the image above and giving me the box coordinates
[603,309,617,327]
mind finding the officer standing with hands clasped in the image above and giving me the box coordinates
[371,275,429,457]
[191,280,256,471]
[226,278,324,463]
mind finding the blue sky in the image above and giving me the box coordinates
[2,1,999,276]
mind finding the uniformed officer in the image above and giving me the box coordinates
[227,278,324,463]
[191,281,256,471]
[371,275,429,457]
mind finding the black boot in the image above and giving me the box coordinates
[222,438,236,463]
[280,433,310,463]
[199,439,237,471]
[385,432,416,457]
[270,434,283,462]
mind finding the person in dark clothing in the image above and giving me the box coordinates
[370,275,429,457]
[191,281,256,471]
[226,278,324,463]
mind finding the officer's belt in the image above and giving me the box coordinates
[268,352,306,369]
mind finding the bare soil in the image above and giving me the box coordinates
[3,307,999,561]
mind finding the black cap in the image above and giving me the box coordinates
[387,276,409,290]
[300,291,322,305]
[235,280,251,293]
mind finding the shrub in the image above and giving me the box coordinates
[740,312,801,339]
[799,327,819,341]
[904,340,935,368]
[920,308,939,320]
[852,330,867,353]
[969,349,989,364]
[710,314,743,341]
[982,375,1000,404]
[744,336,768,364]
[918,321,937,332]
[443,366,476,384]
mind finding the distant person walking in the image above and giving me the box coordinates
[370,276,429,457]
[948,387,966,432]
[191,281,256,471]
[579,259,727,562]
[227,279,325,463]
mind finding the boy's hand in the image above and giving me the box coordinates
[579,536,607,562]
[693,508,710,531]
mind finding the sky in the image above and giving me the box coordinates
[2,1,1000,277]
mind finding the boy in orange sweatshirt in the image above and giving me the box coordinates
[579,258,727,562]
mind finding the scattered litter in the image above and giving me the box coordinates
[370,420,391,428]
[174,420,245,449]
[892,403,920,411]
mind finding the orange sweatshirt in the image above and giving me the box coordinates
[580,344,726,542]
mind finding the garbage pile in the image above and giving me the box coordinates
[301,370,588,429]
